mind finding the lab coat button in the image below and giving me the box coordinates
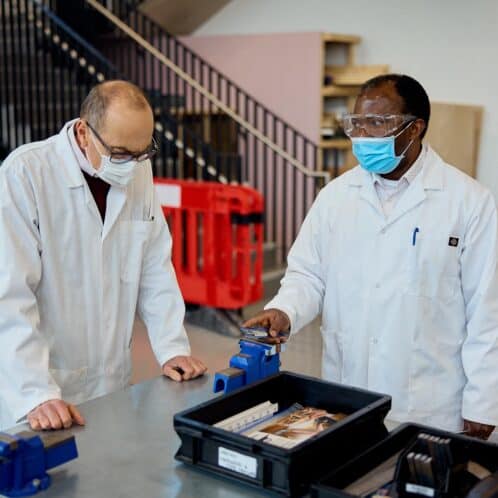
[375,283,381,288]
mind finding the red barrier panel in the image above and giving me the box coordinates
[154,179,264,309]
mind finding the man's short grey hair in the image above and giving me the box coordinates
[80,80,151,131]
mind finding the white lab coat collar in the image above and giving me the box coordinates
[55,120,87,189]
[67,119,99,178]
[55,120,128,237]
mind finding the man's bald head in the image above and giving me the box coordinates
[80,80,151,132]
[75,80,155,171]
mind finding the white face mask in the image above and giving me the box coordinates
[88,133,140,187]
[96,155,140,187]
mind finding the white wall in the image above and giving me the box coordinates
[196,0,498,199]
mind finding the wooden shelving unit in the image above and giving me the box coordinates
[321,85,360,98]
[320,33,389,175]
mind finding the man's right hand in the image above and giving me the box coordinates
[27,399,86,431]
[243,308,291,342]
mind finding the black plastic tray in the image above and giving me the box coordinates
[311,423,498,498]
[174,371,391,497]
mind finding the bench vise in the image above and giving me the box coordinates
[0,430,78,497]
[213,337,286,394]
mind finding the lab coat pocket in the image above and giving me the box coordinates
[120,221,153,283]
[320,327,344,383]
[405,233,460,304]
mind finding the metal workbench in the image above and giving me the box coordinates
[12,375,264,497]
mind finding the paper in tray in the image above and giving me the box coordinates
[242,404,347,449]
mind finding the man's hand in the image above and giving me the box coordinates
[163,356,207,382]
[463,419,495,440]
[27,399,85,431]
[243,308,291,343]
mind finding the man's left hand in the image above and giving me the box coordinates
[163,356,207,382]
[463,419,495,440]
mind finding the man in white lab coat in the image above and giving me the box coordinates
[246,74,498,439]
[0,81,206,431]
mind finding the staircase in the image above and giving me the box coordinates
[0,0,238,185]
[0,0,331,308]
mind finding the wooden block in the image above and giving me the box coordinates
[322,85,360,98]
[322,33,361,44]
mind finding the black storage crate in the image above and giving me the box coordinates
[311,423,498,498]
[174,371,391,497]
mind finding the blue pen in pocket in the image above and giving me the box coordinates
[410,227,420,285]
[412,227,420,246]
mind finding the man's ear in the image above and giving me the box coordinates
[411,118,426,141]
[75,120,89,149]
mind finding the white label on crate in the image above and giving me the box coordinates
[155,184,181,208]
[406,483,435,497]
[218,447,257,479]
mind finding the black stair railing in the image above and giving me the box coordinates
[81,0,330,263]
[0,0,116,148]
[0,0,236,184]
[78,0,320,172]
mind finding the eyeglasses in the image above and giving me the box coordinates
[342,113,416,138]
[86,121,158,164]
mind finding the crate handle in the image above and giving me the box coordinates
[178,426,203,439]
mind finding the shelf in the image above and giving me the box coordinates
[321,85,360,97]
[322,33,361,44]
[320,138,350,149]
[324,64,390,86]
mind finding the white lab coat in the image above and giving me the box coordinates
[267,146,498,431]
[0,121,190,429]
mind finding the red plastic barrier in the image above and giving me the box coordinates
[154,179,264,309]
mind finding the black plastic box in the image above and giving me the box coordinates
[174,371,391,497]
[311,423,498,498]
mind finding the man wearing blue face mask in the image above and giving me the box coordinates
[0,81,206,432]
[245,74,498,440]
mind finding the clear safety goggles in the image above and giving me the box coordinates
[342,113,416,138]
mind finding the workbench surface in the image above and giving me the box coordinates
[13,375,265,497]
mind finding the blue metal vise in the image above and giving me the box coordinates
[213,338,285,394]
[0,430,78,497]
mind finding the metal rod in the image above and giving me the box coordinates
[8,0,20,147]
[0,0,5,144]
[17,0,28,143]
[283,124,289,256]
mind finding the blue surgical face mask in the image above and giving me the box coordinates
[351,123,414,175]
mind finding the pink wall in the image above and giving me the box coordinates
[180,32,322,141]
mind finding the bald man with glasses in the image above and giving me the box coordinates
[0,80,206,432]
